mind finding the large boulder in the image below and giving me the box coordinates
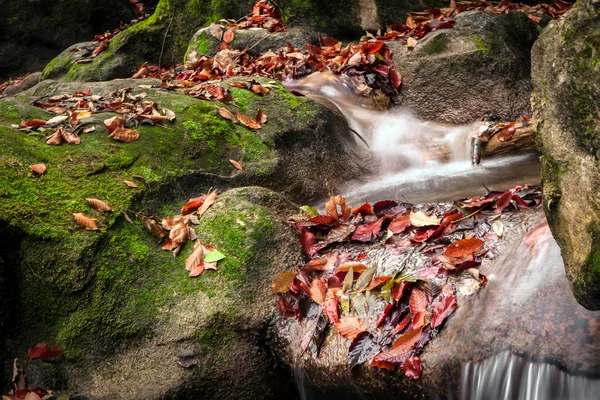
[0,0,135,80]
[531,0,600,310]
[0,78,364,397]
[390,10,544,124]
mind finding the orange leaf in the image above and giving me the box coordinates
[86,198,112,211]
[104,116,125,133]
[109,126,140,143]
[251,83,269,95]
[409,288,428,316]
[324,288,340,324]
[197,190,217,218]
[444,237,484,257]
[335,316,366,339]
[72,212,99,231]
[216,106,237,123]
[161,215,184,230]
[363,275,392,292]
[337,262,368,273]
[186,240,205,277]
[236,112,261,130]
[132,62,149,79]
[229,159,246,170]
[391,327,423,353]
[272,271,296,294]
[124,180,138,188]
[223,29,235,44]
[169,222,189,246]
[181,196,205,215]
[309,277,327,305]
[46,128,64,145]
[255,109,267,124]
[92,39,108,58]
[30,164,46,175]
[412,311,426,330]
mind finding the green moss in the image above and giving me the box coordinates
[230,87,259,112]
[0,100,19,118]
[472,37,491,52]
[185,33,213,64]
[423,34,449,54]
[275,85,303,110]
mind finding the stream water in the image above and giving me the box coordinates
[284,73,600,399]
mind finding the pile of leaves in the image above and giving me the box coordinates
[273,185,541,379]
[15,87,176,146]
[3,342,64,400]
[124,190,226,277]
[232,0,285,32]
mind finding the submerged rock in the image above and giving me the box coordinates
[532,0,600,310]
[390,10,545,124]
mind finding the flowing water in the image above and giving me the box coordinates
[284,73,600,399]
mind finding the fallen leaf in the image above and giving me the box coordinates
[186,240,205,276]
[431,285,457,328]
[109,126,140,143]
[409,211,440,227]
[237,112,261,130]
[181,197,205,215]
[492,220,504,237]
[355,264,376,291]
[39,345,64,360]
[444,237,484,257]
[300,205,319,217]
[223,29,235,43]
[46,128,64,145]
[309,277,327,305]
[24,392,41,400]
[335,316,366,339]
[363,275,392,292]
[30,164,46,175]
[124,180,138,188]
[72,212,99,231]
[272,271,297,294]
[161,215,185,230]
[197,190,217,217]
[229,159,246,170]
[337,262,368,273]
[61,130,81,144]
[203,250,225,263]
[391,327,423,353]
[28,342,47,359]
[104,116,125,132]
[324,288,340,323]
[92,39,108,57]
[86,198,112,211]
[348,331,380,369]
[409,288,428,316]
[164,108,176,122]
[388,215,411,234]
[170,222,189,247]
[216,106,237,123]
[255,109,267,124]
[403,356,422,380]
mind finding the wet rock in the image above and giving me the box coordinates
[0,0,135,80]
[273,209,600,398]
[185,25,320,69]
[390,10,545,124]
[531,0,600,310]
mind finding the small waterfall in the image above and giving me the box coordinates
[460,350,600,400]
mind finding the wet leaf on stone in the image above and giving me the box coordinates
[444,237,484,257]
[86,198,112,212]
[348,331,380,369]
[72,212,98,231]
[409,211,440,227]
[309,277,327,305]
[272,271,297,294]
[335,316,366,339]
[402,355,422,380]
[355,264,376,291]
[237,112,261,129]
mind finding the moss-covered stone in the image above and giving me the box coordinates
[532,0,600,309]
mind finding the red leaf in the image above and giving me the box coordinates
[444,237,484,257]
[351,218,383,242]
[388,215,411,234]
[409,288,427,316]
[309,215,340,226]
[377,303,394,327]
[392,281,408,304]
[28,342,47,359]
[181,196,204,214]
[363,40,385,54]
[351,203,374,216]
[324,289,340,323]
[495,190,513,213]
[22,119,48,127]
[393,315,411,334]
[391,327,423,353]
[299,226,317,256]
[431,285,457,328]
[403,356,422,380]
[412,311,426,330]
[39,346,64,360]
[237,112,262,130]
[309,277,327,305]
[363,275,392,292]
[92,40,108,58]
[390,69,402,90]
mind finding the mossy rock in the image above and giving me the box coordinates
[389,10,545,124]
[0,77,365,395]
[532,0,600,310]
[184,25,320,68]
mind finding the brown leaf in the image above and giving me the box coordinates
[229,159,246,170]
[337,262,368,273]
[164,108,176,122]
[161,215,184,230]
[409,211,440,227]
[335,316,366,339]
[62,130,81,145]
[444,237,484,257]
[72,212,99,231]
[30,164,46,175]
[124,180,138,188]
[170,222,189,247]
[251,83,269,95]
[141,216,166,238]
[255,109,267,124]
[223,29,235,44]
[186,240,205,276]
[132,63,149,79]
[92,39,108,57]
[109,126,140,143]
[104,116,125,133]
[46,128,64,145]
[309,277,327,305]
[272,271,296,294]
[216,106,238,123]
[86,198,112,211]
[197,190,217,218]
[236,112,261,130]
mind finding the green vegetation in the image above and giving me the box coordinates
[423,34,449,54]
[472,37,492,52]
